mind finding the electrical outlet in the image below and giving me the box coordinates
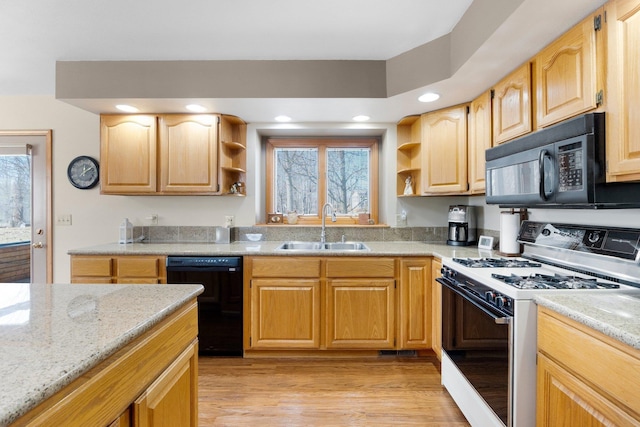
[225,215,235,227]
[396,213,407,227]
[57,214,72,226]
[147,214,158,225]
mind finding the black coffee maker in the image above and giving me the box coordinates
[446,205,476,246]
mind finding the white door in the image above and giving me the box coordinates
[0,131,52,283]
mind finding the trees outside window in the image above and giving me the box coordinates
[0,154,31,244]
[266,138,379,225]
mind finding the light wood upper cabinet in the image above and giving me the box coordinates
[422,104,468,194]
[101,115,158,194]
[535,9,603,128]
[100,113,247,195]
[467,91,492,194]
[399,258,431,350]
[537,306,640,426]
[606,0,640,182]
[219,115,247,195]
[396,115,422,196]
[158,114,219,194]
[492,62,532,145]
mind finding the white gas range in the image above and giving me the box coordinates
[437,221,640,427]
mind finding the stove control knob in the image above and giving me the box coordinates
[496,296,509,308]
[485,291,496,302]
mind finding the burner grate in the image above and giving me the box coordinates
[453,257,542,268]
[491,273,620,290]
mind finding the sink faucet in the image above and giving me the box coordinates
[320,203,336,244]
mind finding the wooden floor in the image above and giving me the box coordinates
[198,355,470,426]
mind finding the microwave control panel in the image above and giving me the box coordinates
[557,141,583,192]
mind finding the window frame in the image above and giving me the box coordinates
[265,137,379,225]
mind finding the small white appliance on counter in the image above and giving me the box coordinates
[437,221,640,426]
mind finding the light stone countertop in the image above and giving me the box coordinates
[67,240,483,259]
[535,291,640,350]
[0,282,203,426]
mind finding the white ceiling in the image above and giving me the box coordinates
[0,0,606,123]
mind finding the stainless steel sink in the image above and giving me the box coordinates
[323,242,370,251]
[276,241,370,251]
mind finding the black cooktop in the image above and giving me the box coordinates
[491,273,620,290]
[453,257,542,268]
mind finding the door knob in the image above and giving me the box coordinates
[32,242,44,249]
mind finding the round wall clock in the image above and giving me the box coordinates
[67,156,100,189]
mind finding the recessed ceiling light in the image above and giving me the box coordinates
[275,115,292,122]
[186,104,207,113]
[418,92,440,103]
[116,104,139,113]
[352,115,370,122]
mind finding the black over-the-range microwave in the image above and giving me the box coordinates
[485,112,640,208]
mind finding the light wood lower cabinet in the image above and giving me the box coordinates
[326,278,395,349]
[537,306,640,426]
[133,342,198,427]
[399,258,431,349]
[430,258,442,360]
[250,278,321,349]
[246,256,437,353]
[14,301,198,426]
[71,255,166,284]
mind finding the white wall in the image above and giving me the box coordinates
[3,95,640,283]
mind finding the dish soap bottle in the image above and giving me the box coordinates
[119,218,133,244]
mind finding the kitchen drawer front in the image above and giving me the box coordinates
[116,256,162,278]
[326,258,395,278]
[250,257,321,278]
[538,307,640,416]
[71,256,113,277]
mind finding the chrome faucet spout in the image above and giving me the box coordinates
[320,203,336,244]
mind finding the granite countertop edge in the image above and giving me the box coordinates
[67,241,482,259]
[1,284,204,426]
[535,293,640,350]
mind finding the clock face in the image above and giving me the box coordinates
[67,156,99,189]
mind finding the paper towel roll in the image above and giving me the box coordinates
[499,211,521,255]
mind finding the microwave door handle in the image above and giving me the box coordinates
[539,149,551,201]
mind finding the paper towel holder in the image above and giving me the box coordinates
[497,208,528,257]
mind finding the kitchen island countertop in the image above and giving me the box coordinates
[0,282,203,426]
[535,291,640,350]
[68,240,483,259]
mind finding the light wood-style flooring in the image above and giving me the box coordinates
[198,356,470,426]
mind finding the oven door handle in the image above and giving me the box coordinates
[437,277,512,325]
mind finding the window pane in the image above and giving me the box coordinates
[274,148,318,214]
[0,154,31,245]
[326,148,370,215]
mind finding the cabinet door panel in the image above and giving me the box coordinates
[537,353,637,427]
[71,256,112,277]
[606,0,640,181]
[535,15,597,127]
[100,115,157,193]
[492,63,532,144]
[468,91,492,194]
[117,256,160,278]
[159,114,219,193]
[422,105,468,194]
[134,342,198,427]
[399,259,431,349]
[431,258,442,359]
[326,258,394,278]
[251,257,322,278]
[326,279,394,349]
[250,279,321,349]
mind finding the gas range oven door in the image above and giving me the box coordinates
[438,278,512,427]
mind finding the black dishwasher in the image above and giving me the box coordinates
[166,256,243,356]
